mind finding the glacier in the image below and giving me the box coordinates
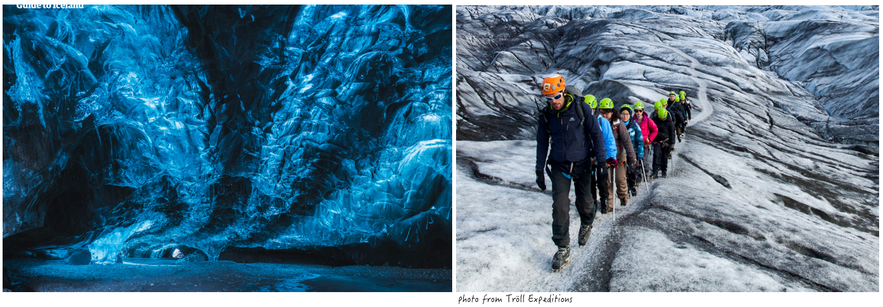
[3,4,452,269]
[456,5,877,292]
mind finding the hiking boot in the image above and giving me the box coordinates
[661,170,667,178]
[650,172,658,180]
[578,224,593,246]
[600,199,608,214]
[629,187,637,197]
[551,246,570,271]
[620,197,627,206]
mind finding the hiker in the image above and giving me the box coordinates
[620,104,644,197]
[650,100,676,179]
[666,91,686,142]
[535,74,607,271]
[678,90,692,138]
[633,101,657,184]
[585,95,617,214]
[599,98,636,208]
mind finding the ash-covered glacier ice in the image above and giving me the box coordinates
[456,5,877,292]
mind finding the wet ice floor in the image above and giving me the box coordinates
[4,258,451,292]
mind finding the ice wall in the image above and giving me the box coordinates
[3,5,452,267]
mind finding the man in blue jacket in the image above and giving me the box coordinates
[536,74,607,272]
[585,95,617,214]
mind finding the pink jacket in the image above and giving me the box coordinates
[637,115,657,145]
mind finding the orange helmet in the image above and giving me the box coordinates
[541,74,566,95]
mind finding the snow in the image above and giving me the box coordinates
[457,4,877,292]
[458,135,877,291]
[456,140,615,291]
[610,230,811,292]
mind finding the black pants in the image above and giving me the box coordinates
[637,146,652,184]
[653,143,672,174]
[549,162,596,248]
[627,163,637,190]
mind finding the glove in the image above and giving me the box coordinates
[535,168,546,191]
[596,164,607,178]
[606,158,618,169]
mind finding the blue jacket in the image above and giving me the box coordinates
[593,110,617,160]
[624,119,644,159]
[536,95,607,169]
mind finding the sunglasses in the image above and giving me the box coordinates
[545,93,563,101]
[635,110,644,113]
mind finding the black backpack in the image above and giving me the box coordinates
[538,85,586,134]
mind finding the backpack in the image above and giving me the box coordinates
[538,85,586,134]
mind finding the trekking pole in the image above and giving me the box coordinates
[640,162,650,193]
[609,164,616,227]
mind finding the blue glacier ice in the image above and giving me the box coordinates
[3,4,452,268]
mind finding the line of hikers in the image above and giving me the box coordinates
[535,74,692,271]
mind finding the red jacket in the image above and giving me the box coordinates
[636,115,657,145]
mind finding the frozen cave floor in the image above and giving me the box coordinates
[3,256,451,292]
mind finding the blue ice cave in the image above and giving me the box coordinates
[3,5,452,268]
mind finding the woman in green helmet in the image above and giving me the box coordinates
[633,101,657,184]
[599,98,636,208]
[619,104,644,198]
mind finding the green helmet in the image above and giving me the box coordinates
[634,101,645,110]
[584,95,598,109]
[679,90,686,99]
[656,98,667,110]
[674,96,680,102]
[599,98,614,109]
[657,107,669,120]
[669,91,677,96]
[620,104,633,115]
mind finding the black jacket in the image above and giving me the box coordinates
[650,111,676,146]
[667,98,685,124]
[537,94,607,169]
[681,100,692,120]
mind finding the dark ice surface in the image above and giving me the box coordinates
[4,257,451,292]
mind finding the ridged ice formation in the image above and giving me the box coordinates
[3,5,452,267]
